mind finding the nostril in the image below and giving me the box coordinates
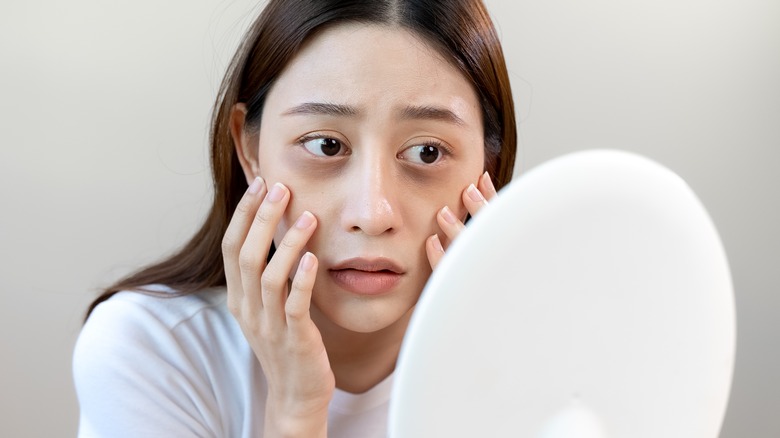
[343,193,400,235]
[350,224,395,234]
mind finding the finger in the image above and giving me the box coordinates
[436,205,465,249]
[425,234,445,270]
[286,251,318,327]
[262,210,317,323]
[239,182,290,314]
[478,171,497,201]
[463,183,489,217]
[222,177,267,314]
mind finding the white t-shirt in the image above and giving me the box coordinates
[73,287,392,438]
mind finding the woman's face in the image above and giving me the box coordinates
[247,24,485,334]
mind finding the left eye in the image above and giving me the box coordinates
[301,137,346,157]
[399,144,442,165]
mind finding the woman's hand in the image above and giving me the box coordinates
[222,177,334,437]
[426,171,497,269]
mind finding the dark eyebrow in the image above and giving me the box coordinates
[281,102,466,126]
[399,105,466,127]
[282,102,359,117]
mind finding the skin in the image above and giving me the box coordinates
[223,23,498,437]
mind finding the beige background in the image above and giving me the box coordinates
[1,0,777,436]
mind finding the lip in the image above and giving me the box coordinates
[328,257,405,295]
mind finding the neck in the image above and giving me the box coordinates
[313,307,414,394]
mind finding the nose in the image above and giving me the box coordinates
[341,153,402,236]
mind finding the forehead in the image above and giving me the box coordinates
[263,23,482,124]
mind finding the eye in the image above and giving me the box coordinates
[399,142,446,165]
[300,136,347,157]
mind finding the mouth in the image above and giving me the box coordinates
[328,257,405,295]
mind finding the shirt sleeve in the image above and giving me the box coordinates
[73,296,221,438]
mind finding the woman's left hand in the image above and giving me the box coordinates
[426,171,498,269]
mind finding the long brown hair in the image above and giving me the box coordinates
[86,0,517,319]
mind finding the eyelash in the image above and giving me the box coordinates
[295,133,453,165]
[297,133,351,157]
[398,139,452,165]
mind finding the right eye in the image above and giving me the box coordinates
[300,136,347,157]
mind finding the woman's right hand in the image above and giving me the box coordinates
[222,176,334,437]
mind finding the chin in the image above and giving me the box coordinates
[312,288,420,335]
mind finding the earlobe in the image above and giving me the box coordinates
[229,103,260,184]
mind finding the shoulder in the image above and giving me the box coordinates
[93,285,229,329]
[74,285,240,374]
[73,286,251,437]
[75,286,233,360]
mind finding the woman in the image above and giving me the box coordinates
[74,0,516,436]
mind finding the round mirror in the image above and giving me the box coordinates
[390,150,735,437]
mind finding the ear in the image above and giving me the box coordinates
[229,103,260,184]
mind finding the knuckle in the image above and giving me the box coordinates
[285,304,306,321]
[278,235,299,250]
[260,270,281,291]
[235,196,254,215]
[238,249,261,272]
[221,234,238,255]
[290,274,308,294]
[227,299,241,317]
[241,305,265,329]
[254,207,274,227]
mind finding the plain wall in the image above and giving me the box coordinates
[1,0,777,436]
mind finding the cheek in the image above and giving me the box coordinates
[435,168,482,214]
[257,151,332,244]
[274,179,336,249]
[403,156,484,226]
[405,181,467,233]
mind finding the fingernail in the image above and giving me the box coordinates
[467,184,484,203]
[248,177,264,195]
[482,171,495,190]
[441,206,457,224]
[300,252,316,272]
[431,234,444,253]
[295,211,315,229]
[266,183,286,203]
